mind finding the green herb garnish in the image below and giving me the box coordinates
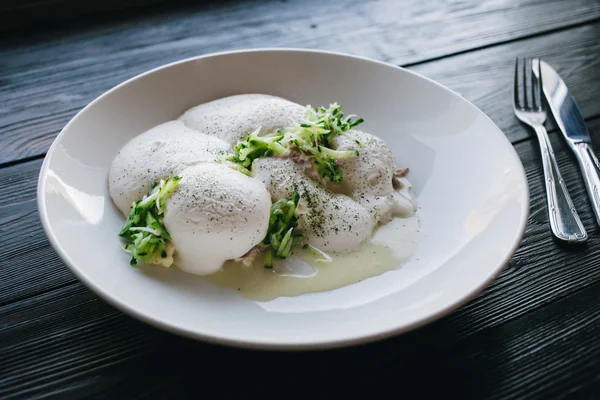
[260,192,304,268]
[220,103,364,182]
[119,176,181,267]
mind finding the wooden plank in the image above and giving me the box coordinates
[412,23,600,144]
[1,118,600,327]
[0,0,165,31]
[0,159,75,306]
[1,1,600,165]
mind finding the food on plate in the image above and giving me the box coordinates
[163,163,272,275]
[109,94,418,298]
[252,157,376,254]
[109,120,229,215]
[179,94,304,145]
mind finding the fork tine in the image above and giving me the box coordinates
[513,57,521,109]
[529,58,537,110]
[530,58,539,110]
[522,57,530,109]
[534,58,543,111]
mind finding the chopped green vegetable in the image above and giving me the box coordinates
[219,103,364,182]
[295,103,364,146]
[260,192,303,268]
[217,127,288,176]
[119,176,181,267]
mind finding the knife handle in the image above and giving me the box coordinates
[535,126,588,243]
[573,142,600,228]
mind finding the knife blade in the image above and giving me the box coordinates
[535,58,600,227]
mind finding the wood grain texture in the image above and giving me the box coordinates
[0,0,166,31]
[2,117,600,397]
[1,0,600,165]
[3,1,600,398]
[412,23,600,144]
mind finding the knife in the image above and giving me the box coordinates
[534,58,600,227]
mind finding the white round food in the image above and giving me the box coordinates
[332,130,417,224]
[178,94,305,144]
[109,94,418,274]
[253,157,375,253]
[332,130,396,196]
[109,120,229,215]
[163,163,271,275]
[354,190,417,226]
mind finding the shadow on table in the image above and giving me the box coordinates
[0,0,251,36]
[131,313,502,397]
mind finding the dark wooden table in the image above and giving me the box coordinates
[2,0,600,398]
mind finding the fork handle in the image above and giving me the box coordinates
[573,142,600,228]
[535,125,588,243]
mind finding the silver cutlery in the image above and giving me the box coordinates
[513,57,587,243]
[534,58,600,229]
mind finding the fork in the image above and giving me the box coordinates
[513,57,587,243]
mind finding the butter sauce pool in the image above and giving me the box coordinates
[203,216,420,301]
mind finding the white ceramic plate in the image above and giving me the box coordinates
[38,49,529,350]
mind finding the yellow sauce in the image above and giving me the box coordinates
[202,216,420,301]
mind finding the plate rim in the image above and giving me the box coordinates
[37,47,530,350]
